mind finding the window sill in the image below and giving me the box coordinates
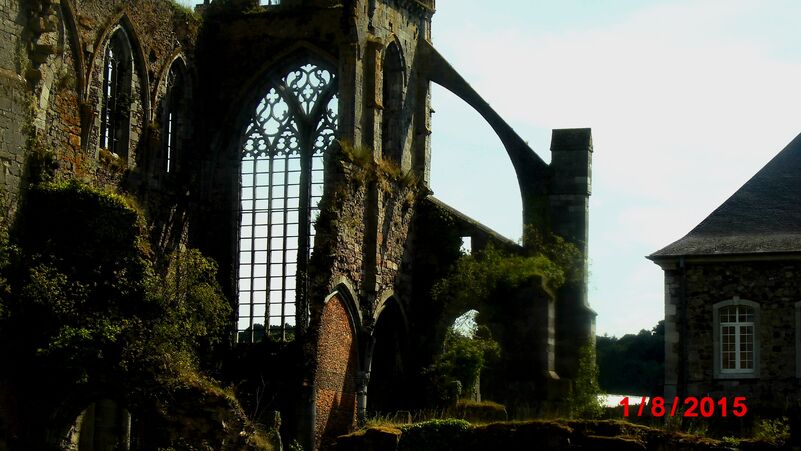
[715,371,759,380]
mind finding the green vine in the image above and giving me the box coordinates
[0,180,270,449]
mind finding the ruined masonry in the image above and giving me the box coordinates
[0,0,594,449]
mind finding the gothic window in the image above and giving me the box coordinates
[100,29,133,159]
[164,61,187,173]
[238,62,338,342]
[713,299,759,378]
[381,42,404,163]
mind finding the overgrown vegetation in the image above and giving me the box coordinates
[0,180,269,449]
[340,418,791,451]
[568,343,604,419]
[167,0,203,22]
[337,140,418,191]
[398,419,471,451]
[424,326,500,406]
[425,226,599,417]
[432,226,580,310]
[753,417,791,446]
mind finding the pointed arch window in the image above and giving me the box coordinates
[100,29,133,159]
[238,62,338,342]
[382,42,404,163]
[164,60,188,173]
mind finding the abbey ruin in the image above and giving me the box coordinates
[0,0,594,449]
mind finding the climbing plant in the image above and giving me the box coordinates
[431,226,581,315]
[424,325,500,405]
[0,180,269,449]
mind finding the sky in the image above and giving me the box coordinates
[427,0,801,337]
[178,0,801,337]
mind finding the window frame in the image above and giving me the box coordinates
[381,41,405,164]
[236,61,338,343]
[713,298,760,379]
[163,59,188,174]
[99,27,133,161]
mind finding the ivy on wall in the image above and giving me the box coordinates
[0,180,270,449]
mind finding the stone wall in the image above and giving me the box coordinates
[665,259,801,411]
[0,0,596,448]
[0,0,200,239]
[0,0,29,227]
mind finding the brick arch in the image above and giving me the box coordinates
[314,292,360,449]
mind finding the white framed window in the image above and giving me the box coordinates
[713,298,759,378]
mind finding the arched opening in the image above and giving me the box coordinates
[237,61,339,342]
[427,309,501,406]
[381,42,404,164]
[314,293,359,448]
[367,298,408,414]
[67,399,132,451]
[99,28,134,160]
[163,59,189,174]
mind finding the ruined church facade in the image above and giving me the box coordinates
[0,0,594,449]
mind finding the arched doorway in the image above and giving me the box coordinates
[67,399,132,451]
[367,298,408,414]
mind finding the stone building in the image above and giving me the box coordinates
[649,132,801,414]
[0,0,594,449]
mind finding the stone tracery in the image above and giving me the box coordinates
[238,62,339,342]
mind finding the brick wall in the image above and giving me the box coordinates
[314,293,359,448]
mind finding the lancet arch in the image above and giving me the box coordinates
[236,58,339,342]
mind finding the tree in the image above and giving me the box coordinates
[596,321,664,395]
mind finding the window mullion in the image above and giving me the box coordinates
[266,153,274,338]
[281,151,291,340]
[735,323,741,371]
[249,158,259,342]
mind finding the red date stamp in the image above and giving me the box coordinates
[619,396,747,418]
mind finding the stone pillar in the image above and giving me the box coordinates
[548,128,596,381]
[364,39,383,153]
[662,267,682,400]
[356,370,370,427]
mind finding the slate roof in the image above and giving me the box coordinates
[649,132,801,259]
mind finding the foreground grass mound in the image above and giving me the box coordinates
[334,419,785,451]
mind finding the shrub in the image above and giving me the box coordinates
[569,342,604,419]
[399,419,471,451]
[753,417,790,446]
[424,327,500,406]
